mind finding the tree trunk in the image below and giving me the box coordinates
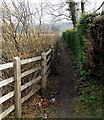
[68,2,77,27]
[81,0,84,14]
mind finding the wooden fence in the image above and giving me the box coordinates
[0,49,52,119]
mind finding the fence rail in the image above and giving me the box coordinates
[0,49,52,120]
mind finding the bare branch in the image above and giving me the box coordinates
[93,1,104,13]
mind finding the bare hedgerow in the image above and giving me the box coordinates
[0,0,59,112]
[0,0,57,61]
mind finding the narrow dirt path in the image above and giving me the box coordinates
[20,39,78,118]
[53,39,78,118]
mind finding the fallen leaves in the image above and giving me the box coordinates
[23,95,57,118]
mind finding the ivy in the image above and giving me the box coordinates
[62,13,100,77]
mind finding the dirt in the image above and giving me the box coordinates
[22,39,79,118]
[6,38,103,119]
[50,39,79,118]
[8,39,80,119]
[22,38,103,119]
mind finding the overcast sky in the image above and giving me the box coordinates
[27,0,104,21]
[1,0,103,11]
[29,0,104,22]
[29,0,103,10]
[0,0,103,24]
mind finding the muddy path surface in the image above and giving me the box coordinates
[14,39,79,119]
[51,39,79,118]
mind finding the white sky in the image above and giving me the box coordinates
[29,0,103,10]
[28,0,104,21]
[1,0,103,11]
[29,0,104,22]
[0,0,104,24]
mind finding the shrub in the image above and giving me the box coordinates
[63,13,100,77]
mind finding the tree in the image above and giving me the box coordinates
[46,0,94,27]
[47,0,77,27]
[66,1,77,27]
[0,0,42,60]
[81,0,84,13]
[93,1,104,13]
[34,1,48,34]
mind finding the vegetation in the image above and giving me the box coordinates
[0,1,58,62]
[0,0,59,80]
[63,13,104,118]
[0,0,104,118]
[73,79,103,118]
[66,2,77,27]
[0,1,59,117]
[63,13,100,77]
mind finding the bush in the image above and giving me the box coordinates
[63,13,100,77]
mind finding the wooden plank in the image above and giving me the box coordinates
[46,55,51,63]
[0,105,15,119]
[21,67,41,78]
[0,77,14,88]
[46,70,51,78]
[21,56,41,65]
[46,61,51,72]
[46,49,51,56]
[14,57,21,118]
[0,62,13,71]
[41,53,47,89]
[21,76,42,91]
[0,66,2,114]
[21,85,41,103]
[0,91,14,104]
[0,35,2,114]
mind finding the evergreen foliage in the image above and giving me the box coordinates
[63,13,100,76]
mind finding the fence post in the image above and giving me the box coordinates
[0,35,2,114]
[0,74,2,114]
[13,57,21,118]
[41,52,47,90]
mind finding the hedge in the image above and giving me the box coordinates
[63,13,100,76]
